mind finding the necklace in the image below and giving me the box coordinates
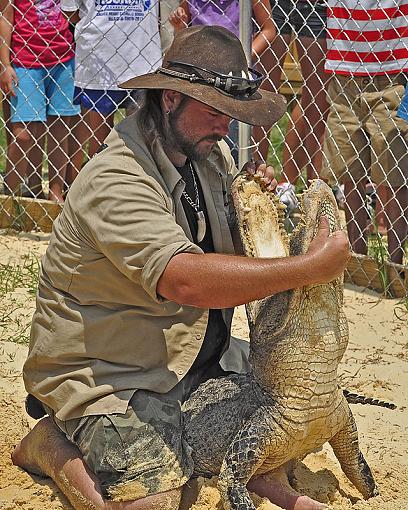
[181,162,206,243]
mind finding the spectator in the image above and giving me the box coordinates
[160,0,184,51]
[169,0,276,162]
[62,0,162,159]
[397,81,408,123]
[0,0,80,202]
[322,0,408,266]
[253,0,329,212]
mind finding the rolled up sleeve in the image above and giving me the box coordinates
[75,162,202,302]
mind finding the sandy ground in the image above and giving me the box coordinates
[0,231,407,510]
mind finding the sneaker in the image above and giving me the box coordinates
[365,183,377,210]
[276,182,298,213]
[333,184,345,209]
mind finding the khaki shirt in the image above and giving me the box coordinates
[23,113,244,421]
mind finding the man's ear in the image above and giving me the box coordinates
[162,89,183,114]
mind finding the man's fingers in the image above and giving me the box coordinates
[242,160,256,175]
[243,160,276,187]
[316,216,330,237]
[176,7,187,22]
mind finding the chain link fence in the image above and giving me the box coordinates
[0,0,407,297]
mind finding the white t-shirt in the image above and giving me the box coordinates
[61,0,162,90]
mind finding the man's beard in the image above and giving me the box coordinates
[167,109,222,162]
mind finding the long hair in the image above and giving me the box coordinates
[137,89,165,143]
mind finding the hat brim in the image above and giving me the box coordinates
[120,73,287,126]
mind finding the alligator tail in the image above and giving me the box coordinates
[343,389,397,410]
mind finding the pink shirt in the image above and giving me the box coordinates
[12,0,74,68]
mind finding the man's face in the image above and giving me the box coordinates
[168,97,232,161]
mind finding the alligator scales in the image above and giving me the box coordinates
[182,177,378,509]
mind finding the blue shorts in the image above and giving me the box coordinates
[397,82,408,122]
[73,87,141,115]
[271,0,327,39]
[10,58,80,123]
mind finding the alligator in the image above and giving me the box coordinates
[181,177,379,510]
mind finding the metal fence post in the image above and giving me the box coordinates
[238,0,252,169]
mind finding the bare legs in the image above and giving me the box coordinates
[12,418,182,510]
[47,116,70,202]
[14,418,328,510]
[4,116,76,202]
[63,114,87,190]
[5,121,46,197]
[282,36,328,184]
[80,108,115,158]
[248,468,328,510]
[253,33,291,162]
[384,184,408,265]
[344,179,368,256]
[252,34,329,186]
[344,179,407,265]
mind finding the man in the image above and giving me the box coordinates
[322,0,408,266]
[12,26,349,510]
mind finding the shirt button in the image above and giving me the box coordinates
[177,369,184,376]
[195,334,202,340]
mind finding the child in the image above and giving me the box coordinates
[62,0,162,158]
[0,0,79,202]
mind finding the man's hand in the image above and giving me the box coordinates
[242,160,277,191]
[306,216,351,284]
[0,64,17,96]
[169,7,189,31]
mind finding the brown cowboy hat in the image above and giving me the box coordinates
[119,25,286,126]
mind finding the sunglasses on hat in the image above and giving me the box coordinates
[156,60,264,98]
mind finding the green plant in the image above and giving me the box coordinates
[0,121,7,174]
[0,255,40,346]
[0,255,40,296]
[371,231,391,296]
[266,112,289,180]
[394,296,408,321]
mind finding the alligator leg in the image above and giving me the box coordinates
[217,409,327,510]
[329,403,379,499]
[218,413,270,510]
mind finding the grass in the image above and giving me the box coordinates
[394,296,408,320]
[267,111,289,177]
[0,254,40,296]
[0,107,6,173]
[0,254,40,345]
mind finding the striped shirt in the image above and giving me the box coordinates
[326,0,408,75]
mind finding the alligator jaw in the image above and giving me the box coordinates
[231,174,290,327]
[231,174,289,259]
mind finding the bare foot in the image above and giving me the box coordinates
[12,417,183,510]
[12,417,56,477]
[248,468,328,510]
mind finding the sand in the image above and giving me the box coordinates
[0,231,407,509]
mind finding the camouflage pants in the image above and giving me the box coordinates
[51,365,226,501]
[50,338,250,500]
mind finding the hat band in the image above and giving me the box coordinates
[156,61,264,98]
